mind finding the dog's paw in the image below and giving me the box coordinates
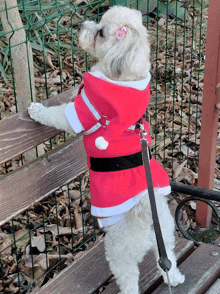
[28,103,45,122]
[163,269,185,287]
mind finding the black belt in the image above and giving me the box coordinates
[90,148,152,172]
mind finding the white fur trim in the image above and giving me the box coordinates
[97,214,124,228]
[91,186,171,217]
[154,186,171,196]
[89,71,151,91]
[81,89,101,120]
[95,136,109,150]
[65,102,84,133]
[128,125,135,130]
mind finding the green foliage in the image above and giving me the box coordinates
[152,1,184,20]
[188,0,209,9]
[189,223,220,245]
[128,0,208,21]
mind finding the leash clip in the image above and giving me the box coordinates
[138,123,149,142]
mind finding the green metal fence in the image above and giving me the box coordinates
[0,0,208,292]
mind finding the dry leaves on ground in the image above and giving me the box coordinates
[0,171,104,293]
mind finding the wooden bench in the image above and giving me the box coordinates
[0,86,86,226]
[1,88,220,294]
[38,238,220,294]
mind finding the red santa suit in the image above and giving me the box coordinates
[65,71,171,227]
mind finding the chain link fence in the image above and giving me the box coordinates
[0,0,208,292]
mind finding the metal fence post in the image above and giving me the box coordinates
[196,0,220,227]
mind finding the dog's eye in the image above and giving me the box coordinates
[99,29,104,38]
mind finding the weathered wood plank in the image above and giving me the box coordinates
[0,135,87,226]
[38,240,111,294]
[37,238,193,294]
[205,279,220,294]
[102,238,194,294]
[139,237,194,294]
[0,86,79,164]
[153,244,220,294]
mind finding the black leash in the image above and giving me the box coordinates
[140,126,173,293]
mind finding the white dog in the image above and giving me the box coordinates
[28,6,185,294]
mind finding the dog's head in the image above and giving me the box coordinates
[78,6,150,81]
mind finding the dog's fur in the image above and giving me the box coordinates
[28,6,185,294]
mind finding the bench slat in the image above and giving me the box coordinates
[102,238,194,294]
[153,243,220,294]
[37,238,193,294]
[0,135,87,226]
[140,237,194,294]
[205,279,220,294]
[0,87,78,164]
[38,240,111,294]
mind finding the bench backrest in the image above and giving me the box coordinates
[0,86,88,226]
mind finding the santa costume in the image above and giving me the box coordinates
[65,71,171,227]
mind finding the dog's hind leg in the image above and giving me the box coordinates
[104,226,140,293]
[104,214,152,294]
[151,193,185,287]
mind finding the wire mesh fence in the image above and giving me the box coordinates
[0,0,209,293]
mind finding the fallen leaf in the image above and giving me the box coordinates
[189,201,197,210]
[0,238,12,255]
[74,209,83,230]
[173,159,187,179]
[69,190,80,200]
[14,229,31,248]
[31,235,45,252]
[47,224,78,237]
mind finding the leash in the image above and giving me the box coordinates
[140,125,173,294]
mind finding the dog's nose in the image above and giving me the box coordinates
[78,23,83,32]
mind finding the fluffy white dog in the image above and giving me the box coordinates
[28,6,185,294]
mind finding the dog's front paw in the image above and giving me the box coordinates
[164,269,185,287]
[28,102,45,122]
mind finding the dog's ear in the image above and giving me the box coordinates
[103,26,150,79]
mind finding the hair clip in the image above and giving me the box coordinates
[116,25,127,40]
